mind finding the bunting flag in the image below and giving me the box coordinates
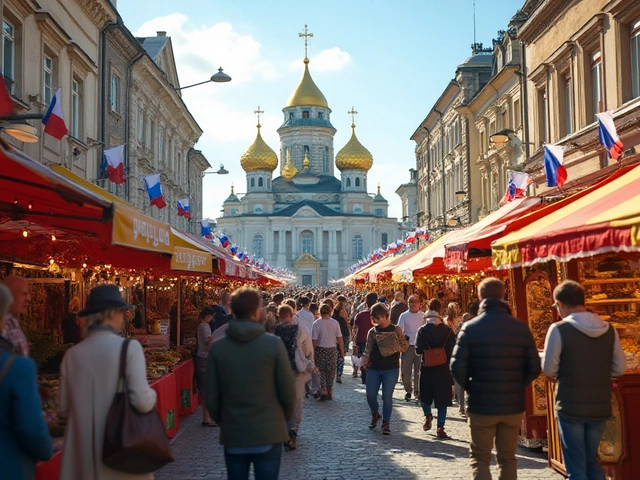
[0,73,14,116]
[543,144,567,187]
[500,170,531,203]
[177,198,191,218]
[405,231,417,244]
[230,244,238,255]
[218,233,230,249]
[416,227,429,240]
[201,220,212,238]
[42,88,68,140]
[596,112,624,161]
[143,174,167,209]
[103,145,126,184]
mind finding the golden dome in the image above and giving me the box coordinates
[281,150,298,181]
[240,124,278,172]
[285,58,329,108]
[335,124,373,171]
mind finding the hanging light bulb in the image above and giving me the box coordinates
[22,229,28,238]
[82,263,87,268]
[27,201,33,210]
[51,234,56,241]
[50,258,55,265]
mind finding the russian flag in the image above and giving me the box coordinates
[42,88,68,140]
[596,112,624,161]
[543,144,567,188]
[0,73,14,116]
[104,145,126,184]
[230,244,238,255]
[143,174,167,209]
[405,231,417,244]
[416,227,428,240]
[201,220,212,238]
[500,170,531,203]
[218,233,230,249]
[177,198,191,218]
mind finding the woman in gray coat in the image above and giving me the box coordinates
[58,285,157,479]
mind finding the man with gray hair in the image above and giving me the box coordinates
[1,276,30,356]
[398,295,425,401]
[389,291,408,325]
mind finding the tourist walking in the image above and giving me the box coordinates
[542,280,626,480]
[444,302,465,415]
[206,286,296,480]
[415,310,456,437]
[274,305,316,451]
[353,292,378,384]
[451,277,541,480]
[296,297,320,396]
[59,284,158,479]
[398,295,425,401]
[0,283,53,479]
[195,307,216,427]
[361,302,409,435]
[312,303,345,401]
[1,275,30,356]
[389,291,408,325]
[332,296,351,383]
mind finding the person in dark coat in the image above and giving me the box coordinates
[415,315,456,438]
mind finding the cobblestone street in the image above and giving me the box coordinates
[157,361,563,480]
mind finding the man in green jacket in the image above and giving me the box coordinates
[206,286,296,480]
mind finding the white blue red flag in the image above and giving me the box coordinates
[143,174,167,209]
[201,220,212,238]
[230,244,238,255]
[405,231,417,244]
[42,88,68,140]
[416,228,428,240]
[103,145,126,184]
[596,112,624,161]
[543,144,567,187]
[218,233,230,248]
[177,198,190,218]
[500,170,531,203]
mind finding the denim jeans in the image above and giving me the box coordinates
[421,403,448,428]
[366,367,399,423]
[454,379,465,410]
[224,443,282,480]
[557,414,607,480]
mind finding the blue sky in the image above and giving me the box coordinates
[119,0,524,224]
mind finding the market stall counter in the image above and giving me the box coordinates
[35,451,61,480]
[173,358,198,416]
[150,372,180,439]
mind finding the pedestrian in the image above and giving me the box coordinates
[312,303,345,401]
[444,301,465,415]
[542,280,626,480]
[61,296,82,344]
[353,292,378,384]
[195,307,217,427]
[398,295,425,401]
[451,277,541,480]
[206,286,296,480]
[389,291,408,325]
[295,297,319,396]
[415,306,456,438]
[1,275,30,356]
[424,298,442,324]
[332,296,351,384]
[59,284,158,479]
[361,302,409,435]
[274,305,316,451]
[0,283,53,479]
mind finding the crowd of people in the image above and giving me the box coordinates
[0,274,627,480]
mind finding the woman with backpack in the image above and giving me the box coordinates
[415,299,457,438]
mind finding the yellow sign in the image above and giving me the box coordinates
[112,206,172,253]
[171,246,212,273]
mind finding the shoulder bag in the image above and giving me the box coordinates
[422,328,452,367]
[375,326,409,357]
[103,339,175,474]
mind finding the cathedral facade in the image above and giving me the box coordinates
[216,56,399,286]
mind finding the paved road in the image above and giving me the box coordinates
[157,362,563,480]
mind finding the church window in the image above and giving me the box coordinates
[381,233,388,248]
[289,112,294,119]
[352,235,363,260]
[253,233,264,257]
[318,112,324,119]
[375,208,383,216]
[253,204,264,214]
[301,230,314,254]
[250,178,255,188]
[346,178,351,188]
[267,179,271,189]
[355,177,360,188]
[323,147,328,173]
[302,110,310,118]
[258,177,263,187]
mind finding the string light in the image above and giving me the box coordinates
[82,263,87,268]
[27,201,32,210]
[22,229,28,238]
[51,235,56,241]
[49,259,55,265]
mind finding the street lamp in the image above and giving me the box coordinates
[0,113,44,143]
[455,190,467,202]
[203,164,229,176]
[177,67,232,91]
[490,129,515,147]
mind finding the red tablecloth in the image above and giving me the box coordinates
[173,359,199,416]
[35,450,61,480]
[150,372,180,438]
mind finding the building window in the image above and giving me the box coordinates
[500,109,508,130]
[537,87,548,145]
[346,178,351,188]
[352,234,363,260]
[250,178,255,188]
[258,177,263,187]
[591,51,603,120]
[323,147,328,172]
[563,76,573,136]
[110,72,120,113]
[631,20,640,99]
[318,111,323,119]
[355,177,360,188]
[137,108,144,144]
[3,20,14,93]
[302,110,309,118]
[513,98,521,128]
[253,234,264,257]
[381,233,388,248]
[43,54,53,105]
[71,78,81,138]
[289,112,294,119]
[301,230,314,254]
[375,208,383,216]
[157,128,164,165]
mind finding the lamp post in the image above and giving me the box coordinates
[0,112,44,143]
[203,164,229,176]
[177,67,232,91]
[489,129,515,148]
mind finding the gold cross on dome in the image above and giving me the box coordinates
[299,24,314,59]
[348,106,358,125]
[254,105,264,125]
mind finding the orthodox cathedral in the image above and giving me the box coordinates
[216,39,399,285]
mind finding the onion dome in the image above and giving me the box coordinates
[335,124,373,171]
[240,124,278,172]
[285,58,328,108]
[281,150,298,181]
[372,184,387,202]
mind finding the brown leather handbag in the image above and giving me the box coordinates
[422,329,452,367]
[103,339,175,474]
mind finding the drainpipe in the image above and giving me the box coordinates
[434,110,445,228]
[464,117,472,224]
[422,126,431,228]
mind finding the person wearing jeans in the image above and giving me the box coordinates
[224,444,282,480]
[398,295,426,401]
[361,303,407,435]
[556,415,607,480]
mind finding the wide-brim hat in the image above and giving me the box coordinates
[78,284,133,317]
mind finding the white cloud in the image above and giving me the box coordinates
[289,47,353,72]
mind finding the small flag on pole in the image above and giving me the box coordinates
[501,170,531,203]
[42,89,68,140]
[201,220,212,238]
[543,144,567,187]
[596,112,624,161]
[218,233,231,249]
[143,174,167,209]
[103,145,126,184]
[177,198,191,218]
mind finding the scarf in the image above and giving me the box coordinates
[274,323,299,372]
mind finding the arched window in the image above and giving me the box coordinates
[346,178,351,188]
[252,233,264,257]
[323,147,328,173]
[250,178,255,188]
[301,230,314,255]
[352,235,363,260]
[381,233,388,248]
[355,177,360,188]
[258,177,263,187]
